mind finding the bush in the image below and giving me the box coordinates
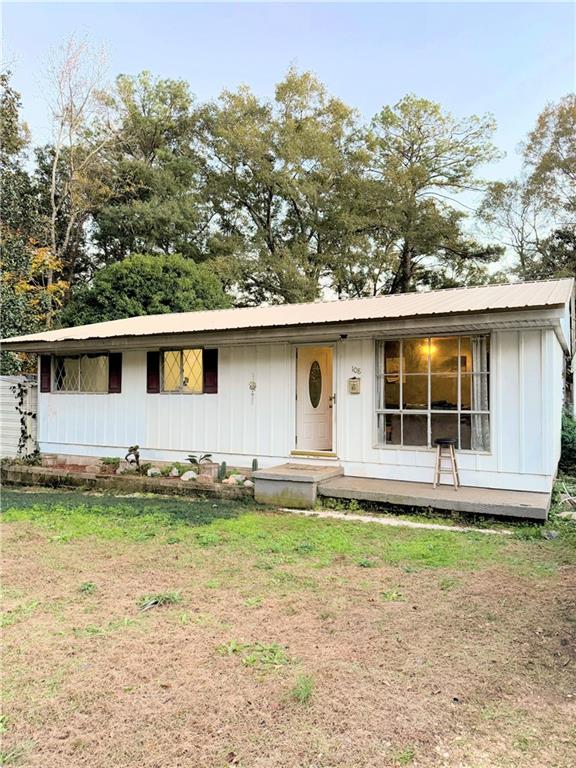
[559,412,576,475]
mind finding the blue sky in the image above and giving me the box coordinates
[3,2,575,181]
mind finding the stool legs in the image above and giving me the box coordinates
[433,444,460,490]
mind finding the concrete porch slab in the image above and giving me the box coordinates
[253,463,343,508]
[318,476,550,520]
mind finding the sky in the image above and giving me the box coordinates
[2,1,575,184]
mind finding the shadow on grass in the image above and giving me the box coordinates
[1,489,249,530]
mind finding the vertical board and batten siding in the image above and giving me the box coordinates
[0,376,37,457]
[36,327,564,492]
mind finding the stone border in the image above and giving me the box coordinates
[1,465,252,500]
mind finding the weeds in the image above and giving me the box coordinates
[137,591,182,612]
[381,589,404,602]
[218,640,291,669]
[392,745,416,765]
[79,581,97,594]
[291,674,314,703]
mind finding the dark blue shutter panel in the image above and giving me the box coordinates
[203,349,218,394]
[108,353,122,393]
[147,351,160,393]
[40,355,51,392]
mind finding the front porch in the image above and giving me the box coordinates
[253,464,551,520]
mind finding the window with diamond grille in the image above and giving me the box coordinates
[54,354,109,393]
[162,349,203,393]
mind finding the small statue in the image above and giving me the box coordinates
[125,445,140,468]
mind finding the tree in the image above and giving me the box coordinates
[60,253,230,326]
[200,68,366,304]
[524,94,576,212]
[0,72,67,373]
[42,36,116,299]
[478,178,549,278]
[479,95,575,278]
[92,72,210,262]
[362,95,501,294]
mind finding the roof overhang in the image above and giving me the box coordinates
[3,306,569,354]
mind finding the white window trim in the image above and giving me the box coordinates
[373,335,492,453]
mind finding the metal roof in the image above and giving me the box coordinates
[2,278,573,349]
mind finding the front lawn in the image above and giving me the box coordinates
[2,490,575,767]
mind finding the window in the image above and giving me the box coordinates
[161,349,203,393]
[375,336,490,451]
[54,354,109,393]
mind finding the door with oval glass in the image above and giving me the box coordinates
[295,346,334,451]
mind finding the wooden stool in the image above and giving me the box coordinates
[433,438,460,490]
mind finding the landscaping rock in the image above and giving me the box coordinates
[147,467,161,477]
[197,474,215,486]
[180,470,198,482]
[243,480,254,488]
[86,464,101,474]
[230,474,246,484]
[169,467,180,477]
[541,529,559,540]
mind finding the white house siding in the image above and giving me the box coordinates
[38,328,564,493]
[0,376,37,457]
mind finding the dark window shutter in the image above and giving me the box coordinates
[108,353,122,393]
[203,349,218,394]
[147,351,160,393]
[40,355,51,392]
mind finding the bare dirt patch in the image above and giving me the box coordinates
[2,495,575,768]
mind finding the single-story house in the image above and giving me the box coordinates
[2,278,574,515]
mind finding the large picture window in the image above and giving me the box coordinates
[54,354,109,393]
[161,349,203,393]
[375,336,490,451]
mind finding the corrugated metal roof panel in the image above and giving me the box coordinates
[2,278,573,347]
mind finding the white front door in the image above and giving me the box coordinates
[296,346,333,451]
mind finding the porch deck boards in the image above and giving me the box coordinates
[318,475,550,520]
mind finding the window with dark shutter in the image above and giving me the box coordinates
[40,355,51,392]
[108,353,122,393]
[147,351,160,393]
[203,349,218,394]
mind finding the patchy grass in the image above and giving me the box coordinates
[2,488,576,767]
[290,673,314,704]
[218,640,291,669]
[137,591,181,612]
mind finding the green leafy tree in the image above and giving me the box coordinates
[200,68,366,304]
[92,72,209,262]
[0,73,67,372]
[359,95,501,294]
[524,94,576,212]
[60,253,230,326]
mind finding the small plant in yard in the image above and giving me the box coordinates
[243,596,263,608]
[195,531,221,547]
[187,453,212,466]
[79,581,97,594]
[218,640,291,669]
[381,589,405,602]
[101,457,120,469]
[137,591,182,612]
[357,557,377,568]
[290,674,314,704]
[251,458,258,472]
[218,461,227,480]
[0,714,9,733]
[392,745,416,765]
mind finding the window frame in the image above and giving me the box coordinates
[160,348,205,395]
[374,335,491,453]
[52,353,110,395]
